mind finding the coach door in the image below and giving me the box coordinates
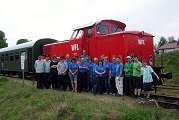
[27,48,33,72]
[127,51,142,62]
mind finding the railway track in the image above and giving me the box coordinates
[149,94,179,110]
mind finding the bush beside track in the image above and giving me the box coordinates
[0,77,179,120]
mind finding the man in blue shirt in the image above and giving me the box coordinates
[115,57,124,95]
[141,60,159,100]
[103,56,112,94]
[80,50,87,59]
[78,58,89,92]
[65,54,72,91]
[109,57,118,95]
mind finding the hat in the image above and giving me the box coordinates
[60,56,65,59]
[126,56,131,59]
[45,54,49,57]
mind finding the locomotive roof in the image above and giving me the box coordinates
[0,40,36,53]
[73,19,126,30]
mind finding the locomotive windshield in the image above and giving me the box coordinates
[96,24,109,34]
[70,30,83,39]
[112,26,122,33]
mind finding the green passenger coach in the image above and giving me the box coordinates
[0,38,57,77]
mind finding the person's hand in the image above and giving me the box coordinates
[118,77,120,81]
[134,66,137,69]
[109,76,111,79]
[125,70,128,72]
[157,76,159,80]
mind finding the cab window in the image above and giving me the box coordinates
[112,26,122,33]
[96,24,109,34]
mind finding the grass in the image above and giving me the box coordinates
[155,51,179,85]
[0,77,179,120]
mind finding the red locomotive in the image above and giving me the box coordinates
[43,19,154,66]
[43,19,172,93]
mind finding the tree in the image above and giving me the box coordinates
[16,39,30,45]
[158,36,168,48]
[0,30,8,48]
[168,36,177,43]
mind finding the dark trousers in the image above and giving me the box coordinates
[44,73,51,89]
[78,72,88,92]
[36,73,44,89]
[111,76,117,93]
[124,76,134,96]
[94,77,104,94]
[58,75,67,91]
[67,75,73,91]
[51,74,58,89]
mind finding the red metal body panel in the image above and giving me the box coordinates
[43,19,154,66]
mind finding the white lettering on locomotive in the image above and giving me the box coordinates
[138,39,145,45]
[71,44,79,51]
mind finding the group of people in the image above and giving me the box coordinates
[34,50,159,100]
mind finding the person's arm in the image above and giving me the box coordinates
[153,72,159,80]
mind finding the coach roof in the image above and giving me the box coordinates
[0,40,36,53]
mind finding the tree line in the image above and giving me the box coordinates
[0,30,30,49]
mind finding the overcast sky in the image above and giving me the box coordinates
[0,0,179,46]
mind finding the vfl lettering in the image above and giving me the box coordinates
[71,44,79,51]
[138,39,145,45]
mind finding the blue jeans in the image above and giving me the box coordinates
[104,76,112,93]
[69,73,77,83]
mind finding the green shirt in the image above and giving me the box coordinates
[133,61,142,77]
[124,62,134,77]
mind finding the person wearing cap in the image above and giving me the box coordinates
[50,55,58,89]
[44,55,51,89]
[124,56,134,96]
[57,56,68,91]
[68,58,78,92]
[65,54,72,91]
[34,55,45,89]
[133,55,142,98]
[78,58,89,92]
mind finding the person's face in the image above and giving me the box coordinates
[38,56,41,60]
[116,58,120,63]
[99,61,102,65]
[104,58,108,62]
[46,57,49,61]
[66,54,70,59]
[134,57,138,62]
[72,59,75,63]
[83,50,86,55]
[81,58,85,63]
[127,58,131,62]
[112,57,116,63]
[53,58,57,61]
[94,59,98,64]
[142,62,147,67]
[60,58,64,62]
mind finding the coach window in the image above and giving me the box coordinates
[15,52,19,60]
[5,54,9,61]
[10,53,14,61]
[1,54,4,61]
[112,26,122,33]
[88,28,92,38]
[96,24,109,34]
